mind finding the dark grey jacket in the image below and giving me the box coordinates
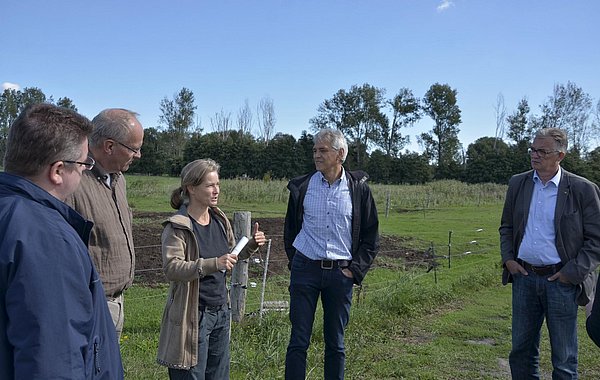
[284,170,379,284]
[499,168,600,305]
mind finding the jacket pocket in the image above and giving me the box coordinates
[166,283,185,326]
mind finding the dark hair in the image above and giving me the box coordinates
[89,108,140,147]
[4,103,93,177]
[535,128,568,152]
[170,159,221,209]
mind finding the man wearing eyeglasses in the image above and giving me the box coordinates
[0,104,123,378]
[67,108,144,340]
[500,127,600,378]
[284,128,379,380]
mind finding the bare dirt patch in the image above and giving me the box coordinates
[132,212,425,285]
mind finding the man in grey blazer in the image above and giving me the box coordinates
[499,127,600,379]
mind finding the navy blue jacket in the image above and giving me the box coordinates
[0,173,123,379]
[284,169,380,284]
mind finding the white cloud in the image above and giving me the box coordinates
[437,0,454,12]
[2,82,20,91]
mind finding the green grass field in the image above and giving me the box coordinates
[121,177,600,379]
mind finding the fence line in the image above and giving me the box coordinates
[131,223,500,319]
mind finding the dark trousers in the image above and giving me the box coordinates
[285,253,354,380]
[510,272,578,379]
[168,306,231,380]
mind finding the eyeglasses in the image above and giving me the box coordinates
[112,139,141,155]
[528,147,560,158]
[63,156,95,171]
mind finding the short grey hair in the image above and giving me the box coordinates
[535,128,568,153]
[314,128,348,163]
[89,108,140,147]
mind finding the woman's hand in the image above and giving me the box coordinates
[217,253,238,271]
[249,222,267,250]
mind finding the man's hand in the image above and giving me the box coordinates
[548,271,570,284]
[341,268,354,279]
[505,259,528,276]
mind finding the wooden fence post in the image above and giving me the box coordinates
[230,211,251,323]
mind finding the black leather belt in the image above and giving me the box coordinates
[296,252,351,270]
[316,259,351,270]
[518,260,563,276]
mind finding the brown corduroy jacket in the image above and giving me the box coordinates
[66,164,135,299]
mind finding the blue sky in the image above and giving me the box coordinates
[2,1,599,151]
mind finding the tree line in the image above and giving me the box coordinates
[1,82,599,185]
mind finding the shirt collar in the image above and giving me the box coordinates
[317,167,346,186]
[533,166,562,187]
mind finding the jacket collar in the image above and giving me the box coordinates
[88,154,122,187]
[164,205,228,231]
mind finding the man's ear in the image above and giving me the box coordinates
[48,161,65,186]
[103,139,114,155]
[337,148,345,163]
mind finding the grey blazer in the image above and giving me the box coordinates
[499,168,600,306]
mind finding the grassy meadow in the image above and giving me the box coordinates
[122,176,600,379]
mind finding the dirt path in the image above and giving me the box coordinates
[133,212,422,284]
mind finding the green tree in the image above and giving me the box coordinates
[0,89,21,158]
[0,87,48,161]
[365,150,393,183]
[183,131,258,178]
[561,147,590,180]
[463,137,512,184]
[538,81,595,152]
[506,97,533,146]
[378,88,421,157]
[261,133,303,179]
[128,127,168,175]
[56,97,77,111]
[296,131,315,175]
[585,147,600,186]
[159,87,197,162]
[391,152,433,184]
[310,83,387,166]
[20,87,47,107]
[419,83,462,179]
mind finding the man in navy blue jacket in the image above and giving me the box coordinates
[0,104,123,379]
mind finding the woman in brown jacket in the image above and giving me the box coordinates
[156,159,266,379]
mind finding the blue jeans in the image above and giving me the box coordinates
[285,253,354,380]
[510,272,578,379]
[169,306,231,380]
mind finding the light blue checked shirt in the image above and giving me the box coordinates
[518,167,562,266]
[292,169,353,261]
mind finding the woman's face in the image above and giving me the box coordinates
[187,170,220,208]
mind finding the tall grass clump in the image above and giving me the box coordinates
[127,175,507,214]
[372,180,507,210]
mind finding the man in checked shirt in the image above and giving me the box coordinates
[283,128,379,380]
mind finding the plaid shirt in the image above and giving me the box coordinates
[292,170,353,261]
